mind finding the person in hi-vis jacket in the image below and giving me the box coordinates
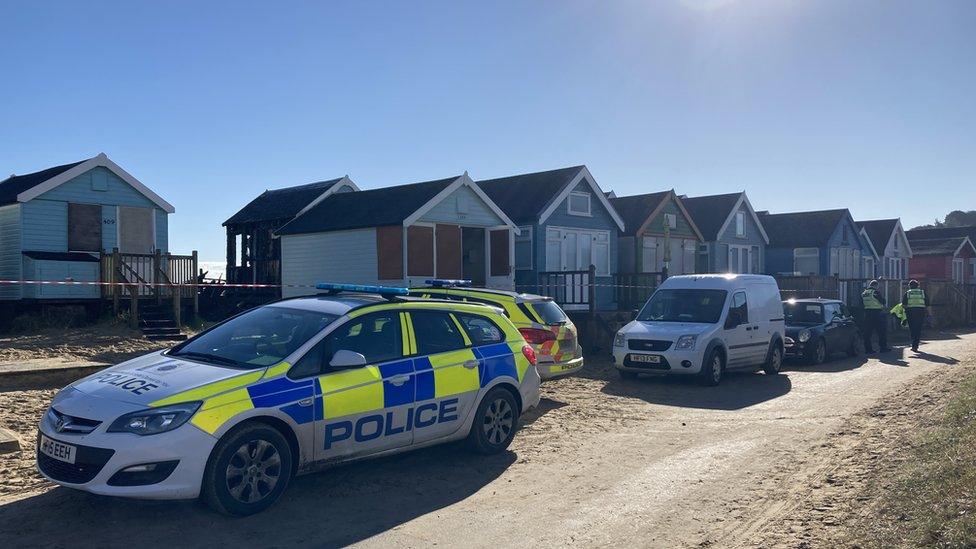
[902,279,929,352]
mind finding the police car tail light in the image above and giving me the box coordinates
[518,328,556,345]
[522,344,538,366]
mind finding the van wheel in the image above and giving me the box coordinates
[466,387,519,455]
[201,422,293,516]
[763,344,783,375]
[699,350,723,386]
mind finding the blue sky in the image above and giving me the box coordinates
[1,0,974,261]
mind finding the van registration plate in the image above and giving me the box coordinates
[629,354,662,364]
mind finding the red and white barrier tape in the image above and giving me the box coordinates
[0,280,663,290]
[0,280,317,289]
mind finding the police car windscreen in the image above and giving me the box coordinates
[170,306,339,368]
[637,289,727,324]
[531,300,568,325]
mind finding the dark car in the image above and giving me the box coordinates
[783,299,864,364]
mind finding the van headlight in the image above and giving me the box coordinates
[675,335,697,351]
[798,330,811,343]
[613,332,626,348]
[108,402,202,436]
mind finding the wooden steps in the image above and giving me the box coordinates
[139,305,187,341]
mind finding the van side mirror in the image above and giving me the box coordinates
[329,350,367,369]
[725,310,743,329]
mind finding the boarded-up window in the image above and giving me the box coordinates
[489,229,510,277]
[376,226,404,280]
[435,224,461,279]
[67,203,102,252]
[119,206,154,253]
[407,225,434,277]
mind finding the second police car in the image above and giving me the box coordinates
[409,280,584,380]
[36,284,540,516]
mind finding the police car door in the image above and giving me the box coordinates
[313,311,415,461]
[407,310,481,444]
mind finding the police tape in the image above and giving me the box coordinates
[0,279,318,289]
[0,279,662,290]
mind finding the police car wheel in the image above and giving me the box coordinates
[467,388,519,454]
[202,422,293,516]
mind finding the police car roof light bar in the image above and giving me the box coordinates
[425,279,473,288]
[316,282,409,300]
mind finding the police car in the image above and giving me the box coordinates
[36,284,541,516]
[409,280,583,380]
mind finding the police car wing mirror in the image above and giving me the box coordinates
[329,350,367,369]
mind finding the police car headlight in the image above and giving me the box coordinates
[798,330,811,343]
[675,335,697,351]
[613,332,626,348]
[108,402,202,436]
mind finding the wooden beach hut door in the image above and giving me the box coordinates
[118,206,156,294]
[119,206,154,253]
[461,227,486,287]
[545,227,590,310]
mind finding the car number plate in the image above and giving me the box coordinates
[630,354,662,364]
[39,434,76,464]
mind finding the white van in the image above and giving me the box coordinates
[611,274,786,386]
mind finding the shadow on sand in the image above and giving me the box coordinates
[0,438,518,548]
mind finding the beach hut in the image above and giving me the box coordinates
[477,166,625,310]
[276,173,518,297]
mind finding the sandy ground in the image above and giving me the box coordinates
[0,323,177,365]
[0,332,972,548]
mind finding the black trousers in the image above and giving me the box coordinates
[863,310,888,352]
[906,308,925,349]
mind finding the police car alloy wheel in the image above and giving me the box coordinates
[466,387,519,454]
[202,422,293,516]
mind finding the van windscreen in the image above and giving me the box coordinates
[637,289,728,324]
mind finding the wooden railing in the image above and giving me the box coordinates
[774,275,841,301]
[100,248,198,327]
[613,272,664,311]
[537,266,596,313]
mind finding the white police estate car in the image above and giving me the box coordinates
[37,284,540,516]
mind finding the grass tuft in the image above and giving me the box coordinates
[858,372,976,548]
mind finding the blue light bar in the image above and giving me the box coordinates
[424,279,472,288]
[316,282,409,296]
